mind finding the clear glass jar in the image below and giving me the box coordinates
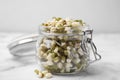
[36,26,101,74]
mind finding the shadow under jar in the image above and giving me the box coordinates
[36,26,101,75]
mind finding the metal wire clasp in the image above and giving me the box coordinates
[83,30,101,63]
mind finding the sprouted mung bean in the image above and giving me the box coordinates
[34,69,52,78]
[41,17,86,33]
[37,17,89,74]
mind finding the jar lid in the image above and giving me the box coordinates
[7,34,38,57]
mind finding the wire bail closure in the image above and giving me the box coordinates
[82,30,101,63]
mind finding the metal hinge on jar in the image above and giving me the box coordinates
[82,29,101,63]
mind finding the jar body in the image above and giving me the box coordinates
[36,33,92,74]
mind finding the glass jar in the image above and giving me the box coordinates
[36,26,101,74]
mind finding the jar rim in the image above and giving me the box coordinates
[40,31,84,36]
[39,25,93,36]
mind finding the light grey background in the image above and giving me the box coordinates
[0,0,120,33]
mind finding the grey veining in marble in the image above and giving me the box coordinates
[0,32,120,80]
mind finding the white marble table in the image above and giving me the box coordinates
[0,32,120,80]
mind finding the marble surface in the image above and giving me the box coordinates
[0,32,120,80]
